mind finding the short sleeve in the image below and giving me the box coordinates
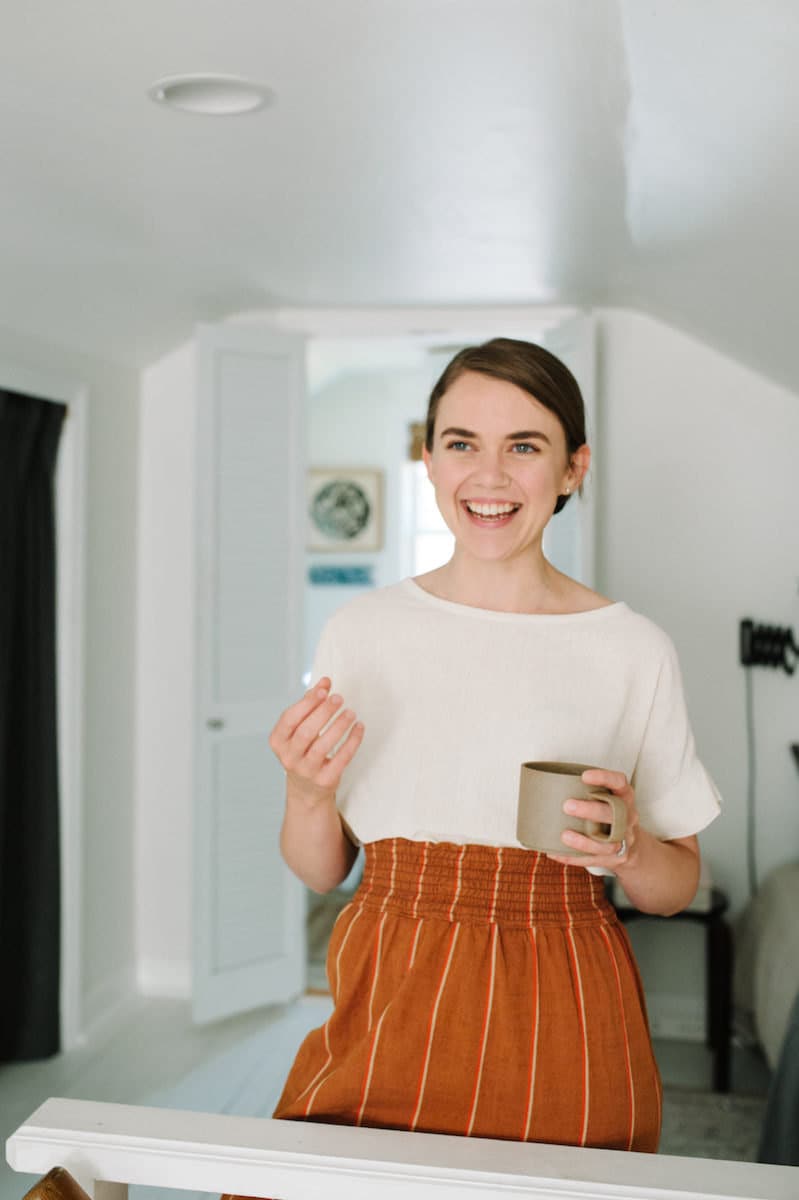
[631,637,722,840]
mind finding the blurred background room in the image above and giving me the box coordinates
[2,1,799,1187]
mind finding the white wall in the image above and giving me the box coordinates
[596,308,799,1039]
[596,308,799,915]
[0,321,140,1041]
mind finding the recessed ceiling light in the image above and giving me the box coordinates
[148,74,274,116]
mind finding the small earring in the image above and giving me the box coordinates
[564,486,571,495]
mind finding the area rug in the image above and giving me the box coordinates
[659,1086,767,1161]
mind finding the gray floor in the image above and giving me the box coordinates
[0,996,331,1200]
[654,1034,770,1095]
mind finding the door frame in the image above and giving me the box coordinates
[1,362,88,1052]
[242,304,581,338]
[236,306,594,594]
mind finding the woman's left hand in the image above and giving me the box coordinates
[545,767,638,870]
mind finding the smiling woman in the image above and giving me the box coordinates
[420,372,588,579]
[257,335,722,1174]
[424,337,588,510]
[415,339,593,613]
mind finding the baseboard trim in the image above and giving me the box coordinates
[137,959,192,999]
[80,968,138,1048]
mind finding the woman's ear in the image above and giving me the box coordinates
[422,445,434,484]
[565,443,591,491]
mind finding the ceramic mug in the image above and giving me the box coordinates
[517,761,627,855]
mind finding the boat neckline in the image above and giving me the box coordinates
[402,577,628,621]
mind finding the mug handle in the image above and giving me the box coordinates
[584,789,627,843]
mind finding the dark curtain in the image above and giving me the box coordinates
[0,389,66,1060]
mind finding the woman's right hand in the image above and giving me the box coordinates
[268,677,364,807]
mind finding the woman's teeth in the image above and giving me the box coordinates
[465,501,519,518]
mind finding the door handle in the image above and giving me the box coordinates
[206,718,225,730]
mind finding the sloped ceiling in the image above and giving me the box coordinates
[2,0,798,386]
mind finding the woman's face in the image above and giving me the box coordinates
[422,370,588,563]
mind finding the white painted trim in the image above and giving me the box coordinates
[231,304,583,339]
[7,1097,797,1200]
[0,364,87,1052]
[55,387,88,1052]
[136,959,191,999]
[570,310,597,589]
[79,970,139,1051]
[542,310,598,589]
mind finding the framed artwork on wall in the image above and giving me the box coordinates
[306,467,383,552]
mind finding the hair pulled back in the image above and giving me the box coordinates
[425,337,586,514]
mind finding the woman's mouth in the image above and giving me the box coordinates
[462,500,521,524]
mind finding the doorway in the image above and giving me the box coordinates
[300,318,595,988]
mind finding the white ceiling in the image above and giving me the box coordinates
[3,0,799,386]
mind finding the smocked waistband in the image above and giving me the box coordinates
[356,838,617,927]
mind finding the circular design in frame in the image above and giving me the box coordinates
[307,467,383,551]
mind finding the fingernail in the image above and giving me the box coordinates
[564,800,578,814]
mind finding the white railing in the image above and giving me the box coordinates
[5,1097,797,1200]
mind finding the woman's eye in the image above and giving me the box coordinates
[511,442,539,454]
[446,440,472,451]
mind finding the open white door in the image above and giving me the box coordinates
[192,322,307,1024]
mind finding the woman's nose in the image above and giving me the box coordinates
[472,451,510,486]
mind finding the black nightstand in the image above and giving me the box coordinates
[609,886,733,1093]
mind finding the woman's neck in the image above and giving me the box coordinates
[415,554,556,614]
[414,551,612,615]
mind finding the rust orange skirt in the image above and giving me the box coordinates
[274,838,662,1152]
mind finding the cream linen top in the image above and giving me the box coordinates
[311,579,721,848]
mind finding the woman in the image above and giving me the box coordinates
[267,337,721,1152]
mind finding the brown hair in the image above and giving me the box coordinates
[425,337,586,514]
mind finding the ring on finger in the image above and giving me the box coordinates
[615,837,627,859]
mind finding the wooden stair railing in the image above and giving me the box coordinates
[6,1097,798,1200]
[21,1168,91,1200]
